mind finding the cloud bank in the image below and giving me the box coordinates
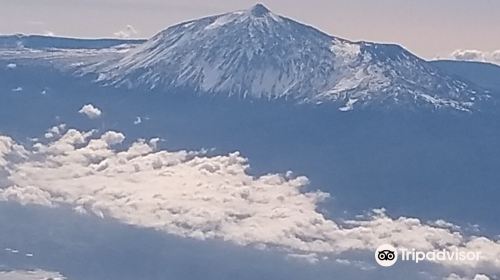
[0,127,499,278]
[450,49,500,65]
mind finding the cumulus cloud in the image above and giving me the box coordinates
[0,185,54,207]
[6,63,17,69]
[0,135,27,168]
[450,49,500,65]
[113,24,138,38]
[44,124,66,139]
[78,104,102,119]
[0,127,499,276]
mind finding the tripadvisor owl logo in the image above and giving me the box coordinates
[375,244,398,267]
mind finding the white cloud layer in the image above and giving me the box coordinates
[450,49,500,65]
[0,269,66,280]
[0,127,499,277]
[78,104,102,119]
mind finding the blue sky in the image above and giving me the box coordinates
[0,0,499,59]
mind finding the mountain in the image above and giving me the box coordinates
[77,4,486,111]
[0,4,490,112]
[0,34,145,49]
[431,60,500,93]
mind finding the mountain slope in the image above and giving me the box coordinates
[78,4,486,111]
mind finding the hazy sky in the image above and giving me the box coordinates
[0,0,499,59]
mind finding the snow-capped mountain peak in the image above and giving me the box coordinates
[203,4,283,31]
[79,4,486,111]
[249,3,270,16]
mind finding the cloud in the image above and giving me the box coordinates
[0,185,54,207]
[4,247,19,254]
[113,24,138,38]
[334,258,375,271]
[444,273,491,280]
[0,127,499,277]
[0,269,66,280]
[286,253,321,264]
[430,219,461,231]
[0,135,27,169]
[451,50,485,61]
[491,50,500,63]
[78,104,102,119]
[45,124,67,139]
[6,63,17,69]
[4,247,35,258]
[450,49,500,65]
[100,131,125,145]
